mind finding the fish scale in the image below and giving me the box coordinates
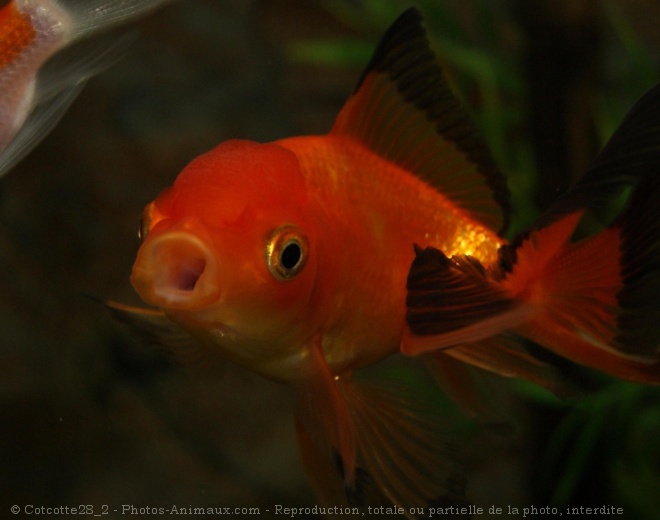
[278,134,501,371]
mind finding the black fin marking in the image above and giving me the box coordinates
[616,174,660,357]
[332,450,375,507]
[407,246,519,336]
[511,83,660,362]
[332,7,510,234]
[530,82,660,231]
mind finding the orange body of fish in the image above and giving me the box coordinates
[132,135,502,380]
[124,7,660,513]
[0,0,171,177]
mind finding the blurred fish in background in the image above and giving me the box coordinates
[0,0,173,177]
[0,0,659,519]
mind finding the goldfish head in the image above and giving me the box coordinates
[131,140,329,376]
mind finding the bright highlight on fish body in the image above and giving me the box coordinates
[0,0,172,177]
[119,7,660,514]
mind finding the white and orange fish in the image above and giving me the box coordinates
[116,7,660,514]
[0,0,171,177]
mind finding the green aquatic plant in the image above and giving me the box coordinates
[530,382,660,517]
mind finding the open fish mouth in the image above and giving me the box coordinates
[131,230,220,311]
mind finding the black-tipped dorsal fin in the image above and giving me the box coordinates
[331,8,510,235]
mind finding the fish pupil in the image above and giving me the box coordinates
[281,242,302,270]
[266,227,308,280]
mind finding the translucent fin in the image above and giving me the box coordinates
[293,341,470,514]
[510,83,660,368]
[504,83,660,383]
[0,0,171,176]
[62,0,174,39]
[292,341,357,508]
[0,83,83,176]
[426,338,573,401]
[331,7,510,234]
[508,212,659,383]
[421,352,499,419]
[530,83,660,232]
[341,372,470,515]
[615,172,660,359]
[103,300,211,367]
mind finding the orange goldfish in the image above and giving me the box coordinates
[0,0,171,177]
[119,7,660,513]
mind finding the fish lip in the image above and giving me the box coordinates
[131,227,220,311]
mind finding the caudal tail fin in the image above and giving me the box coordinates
[403,83,660,385]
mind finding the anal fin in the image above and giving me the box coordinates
[293,342,471,514]
[292,340,357,508]
[341,368,469,513]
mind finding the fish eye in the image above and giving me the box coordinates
[138,203,155,241]
[266,226,308,280]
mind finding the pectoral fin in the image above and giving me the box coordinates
[404,246,531,348]
[404,203,660,384]
[103,300,214,368]
[402,245,581,394]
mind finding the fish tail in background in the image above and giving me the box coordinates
[0,0,173,177]
[404,83,660,385]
